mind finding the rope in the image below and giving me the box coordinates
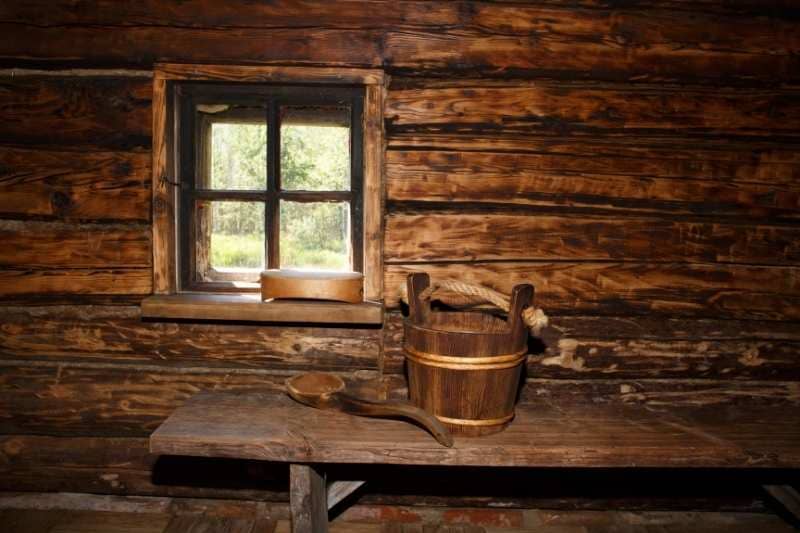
[409,279,549,337]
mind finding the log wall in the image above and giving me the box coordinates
[0,0,798,505]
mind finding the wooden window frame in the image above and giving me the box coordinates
[147,64,385,323]
[177,84,364,292]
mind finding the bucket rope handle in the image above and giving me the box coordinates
[411,279,549,337]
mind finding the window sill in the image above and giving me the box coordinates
[141,293,383,325]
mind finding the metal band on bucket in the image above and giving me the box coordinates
[404,346,527,370]
[435,412,515,426]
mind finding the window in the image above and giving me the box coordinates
[147,65,384,323]
[176,84,364,292]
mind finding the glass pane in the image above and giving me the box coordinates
[196,103,267,190]
[196,200,265,283]
[280,106,350,191]
[280,201,350,271]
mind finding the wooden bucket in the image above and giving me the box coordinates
[403,273,533,437]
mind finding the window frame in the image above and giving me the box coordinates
[150,64,385,314]
[175,83,365,292]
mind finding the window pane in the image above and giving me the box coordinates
[280,201,350,271]
[280,106,350,191]
[196,104,267,190]
[196,200,265,283]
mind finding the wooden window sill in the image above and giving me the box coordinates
[141,293,383,325]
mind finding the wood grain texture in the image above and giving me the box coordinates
[1,2,798,84]
[385,83,800,138]
[0,220,151,268]
[384,212,800,265]
[0,435,287,501]
[0,146,150,222]
[150,391,800,467]
[387,134,800,187]
[289,464,327,533]
[151,74,174,294]
[0,76,151,150]
[0,26,384,70]
[156,63,383,86]
[0,360,385,436]
[363,83,385,301]
[520,378,800,407]
[141,294,383,325]
[383,313,800,380]
[0,269,152,301]
[386,149,800,219]
[0,305,381,371]
[384,262,800,320]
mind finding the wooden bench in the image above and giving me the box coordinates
[150,391,800,533]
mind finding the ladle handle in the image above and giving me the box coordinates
[335,392,454,448]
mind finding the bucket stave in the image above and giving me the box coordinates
[403,273,533,437]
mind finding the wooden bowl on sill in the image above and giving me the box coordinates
[260,269,364,303]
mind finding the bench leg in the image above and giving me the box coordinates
[290,464,328,533]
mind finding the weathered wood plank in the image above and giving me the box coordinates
[1,3,797,84]
[386,83,800,138]
[385,213,800,265]
[289,464,328,533]
[0,1,462,30]
[150,390,800,467]
[0,76,151,150]
[0,26,383,71]
[0,305,381,371]
[0,361,381,436]
[0,435,287,501]
[384,262,800,320]
[0,146,150,222]
[1,1,794,32]
[387,134,800,187]
[382,313,800,379]
[0,269,152,300]
[386,150,800,219]
[521,378,800,407]
[0,220,151,268]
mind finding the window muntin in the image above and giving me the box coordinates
[176,84,364,292]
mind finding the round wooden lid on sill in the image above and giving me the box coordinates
[260,269,364,303]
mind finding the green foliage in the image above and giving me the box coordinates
[206,116,351,271]
[210,234,264,269]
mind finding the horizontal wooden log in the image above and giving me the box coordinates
[384,12,800,84]
[5,1,791,31]
[0,76,151,150]
[0,146,150,222]
[387,134,800,187]
[0,305,380,371]
[0,26,383,71]
[3,357,798,437]
[0,435,287,500]
[385,212,800,265]
[0,361,385,436]
[386,83,800,138]
[0,0,463,30]
[383,313,800,379]
[386,150,800,219]
[384,262,800,320]
[1,3,797,83]
[521,378,800,407]
[0,269,152,301]
[0,220,150,268]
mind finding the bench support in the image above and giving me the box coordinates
[290,464,327,533]
[289,464,366,532]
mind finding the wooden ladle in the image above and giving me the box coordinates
[286,372,453,448]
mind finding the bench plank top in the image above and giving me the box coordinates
[150,391,800,468]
